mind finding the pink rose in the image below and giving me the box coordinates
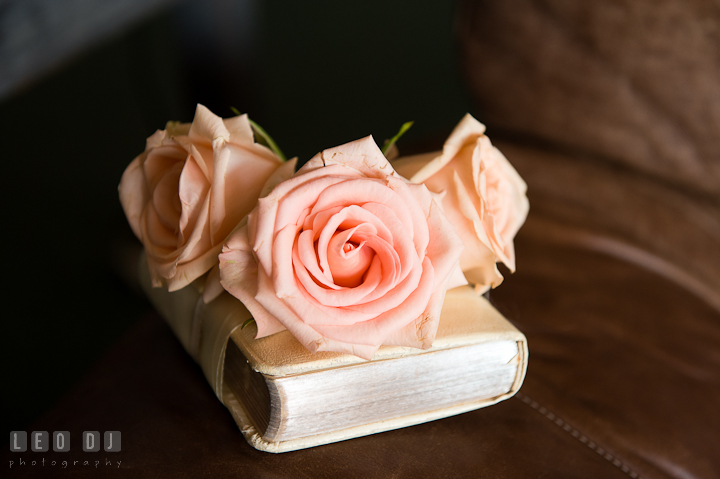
[219,137,467,359]
[119,104,284,291]
[394,114,529,292]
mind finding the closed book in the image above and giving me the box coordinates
[139,255,528,453]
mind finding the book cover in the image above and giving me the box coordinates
[140,253,528,453]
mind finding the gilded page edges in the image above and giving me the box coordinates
[222,336,528,453]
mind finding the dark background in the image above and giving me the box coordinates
[1,0,471,432]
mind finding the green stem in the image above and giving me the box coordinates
[382,121,414,156]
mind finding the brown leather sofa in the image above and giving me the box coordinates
[459,1,720,477]
[7,2,718,477]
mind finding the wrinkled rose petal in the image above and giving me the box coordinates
[394,114,529,293]
[119,104,284,291]
[220,136,467,359]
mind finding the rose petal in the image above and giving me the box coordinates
[477,141,529,271]
[219,226,285,337]
[146,129,167,149]
[381,286,446,349]
[176,192,212,264]
[188,104,230,144]
[327,232,374,287]
[309,205,393,245]
[259,157,298,198]
[310,178,416,243]
[222,113,254,144]
[168,242,223,292]
[392,151,437,182]
[174,142,213,183]
[143,146,186,191]
[446,262,469,290]
[210,141,282,242]
[349,231,401,290]
[145,202,177,249]
[386,176,430,260]
[178,153,210,245]
[293,246,383,308]
[270,223,302,299]
[284,282,378,325]
[311,257,435,344]
[345,251,422,314]
[301,136,397,180]
[408,114,486,184]
[152,163,182,231]
[118,154,150,240]
[253,266,335,350]
[258,264,381,360]
[296,229,340,289]
[307,205,343,240]
[361,202,417,283]
[415,185,466,290]
[445,168,503,288]
[316,220,377,284]
[254,173,349,276]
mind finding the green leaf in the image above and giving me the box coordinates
[382,121,414,156]
[230,107,287,162]
[241,318,256,330]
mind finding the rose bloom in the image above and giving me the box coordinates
[119,104,283,291]
[219,137,467,359]
[394,114,529,293]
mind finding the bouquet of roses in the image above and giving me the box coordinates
[119,105,528,360]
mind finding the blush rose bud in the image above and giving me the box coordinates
[118,104,284,291]
[394,114,529,294]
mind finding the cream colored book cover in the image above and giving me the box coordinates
[140,254,528,453]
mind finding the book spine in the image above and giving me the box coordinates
[139,252,252,400]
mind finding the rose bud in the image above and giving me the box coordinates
[394,114,529,293]
[119,104,284,291]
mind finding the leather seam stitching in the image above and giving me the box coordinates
[514,392,643,479]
